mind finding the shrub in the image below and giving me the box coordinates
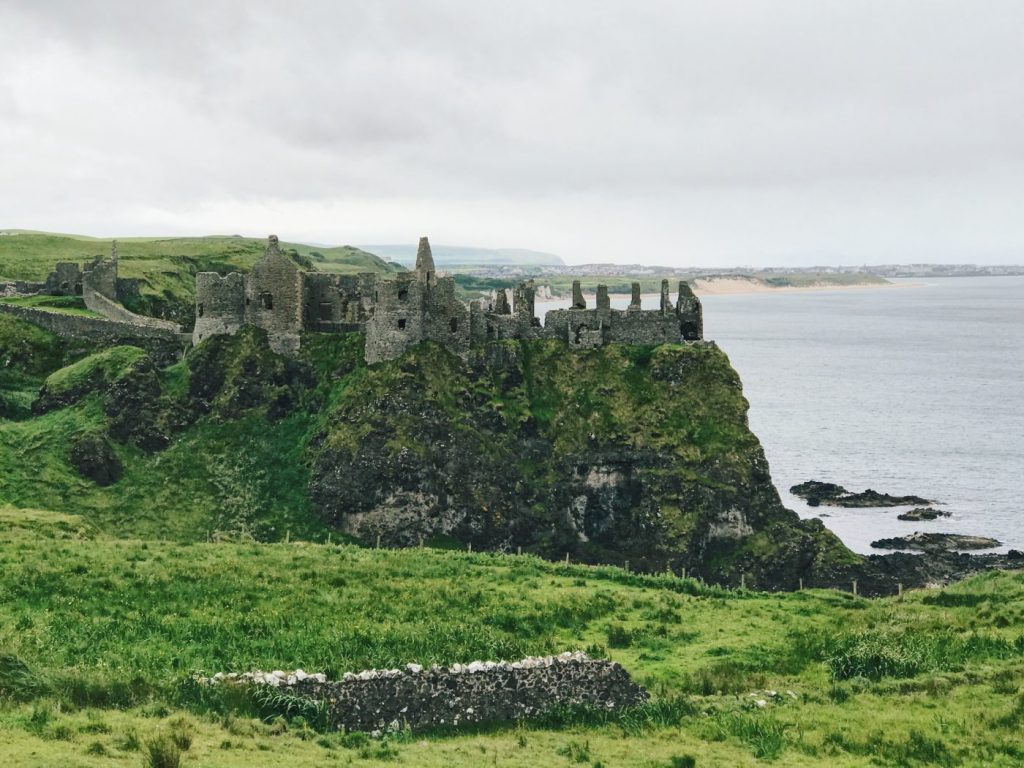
[143,735,181,768]
[706,712,787,760]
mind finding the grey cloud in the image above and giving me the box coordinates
[1,0,1023,264]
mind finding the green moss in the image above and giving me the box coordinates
[42,346,147,398]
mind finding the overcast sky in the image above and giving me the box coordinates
[2,1,1023,266]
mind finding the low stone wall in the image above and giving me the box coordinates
[201,652,648,733]
[0,303,184,361]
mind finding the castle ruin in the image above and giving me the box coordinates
[193,235,704,361]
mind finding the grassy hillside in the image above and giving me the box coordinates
[0,231,399,324]
[0,506,1021,766]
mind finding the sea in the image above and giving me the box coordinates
[536,277,1024,554]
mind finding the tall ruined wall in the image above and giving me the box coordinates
[82,257,118,303]
[201,653,647,733]
[421,274,470,356]
[364,273,426,364]
[243,238,303,355]
[676,281,703,341]
[193,272,245,345]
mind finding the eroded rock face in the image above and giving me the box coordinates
[69,433,123,486]
[309,340,849,587]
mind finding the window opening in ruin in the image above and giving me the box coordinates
[574,325,585,344]
[398,318,406,330]
[260,292,274,310]
[197,303,204,318]
[319,302,332,321]
[398,288,408,301]
[450,318,458,333]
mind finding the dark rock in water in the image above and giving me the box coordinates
[791,480,933,508]
[871,533,1001,553]
[897,507,950,521]
[70,433,123,486]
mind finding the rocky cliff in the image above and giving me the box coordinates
[308,338,854,588]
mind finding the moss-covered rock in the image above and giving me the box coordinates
[308,339,856,588]
[32,346,148,414]
[69,432,123,486]
[187,327,316,420]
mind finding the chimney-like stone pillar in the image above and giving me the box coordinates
[660,279,671,314]
[629,282,641,310]
[494,289,511,315]
[572,280,586,309]
[596,284,610,310]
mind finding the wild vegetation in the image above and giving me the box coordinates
[1,291,1020,765]
[0,507,1021,766]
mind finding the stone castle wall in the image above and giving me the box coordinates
[82,257,118,303]
[191,236,705,363]
[194,272,246,345]
[201,653,648,733]
[243,237,304,355]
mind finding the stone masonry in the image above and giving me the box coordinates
[194,235,377,354]
[193,235,705,361]
[197,652,648,733]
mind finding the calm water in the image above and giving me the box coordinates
[538,278,1024,553]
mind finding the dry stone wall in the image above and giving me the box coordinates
[200,652,648,733]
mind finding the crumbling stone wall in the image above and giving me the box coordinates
[82,256,118,304]
[302,273,375,333]
[243,235,304,355]
[203,653,648,733]
[43,262,82,296]
[1,280,45,296]
[364,238,470,364]
[0,304,183,360]
[194,272,246,345]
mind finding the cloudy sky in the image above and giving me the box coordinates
[2,1,1023,266]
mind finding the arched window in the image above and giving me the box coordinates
[398,289,408,301]
[398,318,406,330]
[450,318,458,333]
[260,292,274,310]
[197,303,204,318]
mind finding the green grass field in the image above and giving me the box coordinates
[0,231,400,324]
[0,506,1021,767]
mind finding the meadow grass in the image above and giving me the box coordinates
[0,507,1021,766]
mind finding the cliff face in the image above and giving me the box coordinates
[309,339,853,588]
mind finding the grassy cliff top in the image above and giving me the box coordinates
[0,231,400,323]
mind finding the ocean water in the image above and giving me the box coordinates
[537,277,1024,554]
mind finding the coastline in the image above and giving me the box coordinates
[690,276,916,296]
